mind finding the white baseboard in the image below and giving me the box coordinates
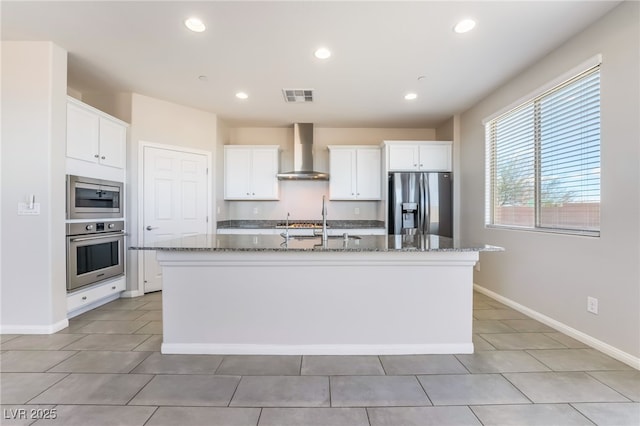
[0,318,69,334]
[162,343,475,356]
[474,284,640,370]
[120,289,144,298]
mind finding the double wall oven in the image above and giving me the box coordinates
[66,175,125,292]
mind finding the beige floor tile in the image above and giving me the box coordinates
[0,351,77,372]
[61,334,151,351]
[76,320,149,334]
[146,407,259,426]
[480,333,567,350]
[261,408,370,426]
[129,374,240,406]
[29,373,153,405]
[48,350,151,373]
[0,334,85,350]
[504,372,631,403]
[134,321,163,334]
[331,376,431,407]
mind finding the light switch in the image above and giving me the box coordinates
[18,202,41,215]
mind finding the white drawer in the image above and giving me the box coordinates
[67,276,125,314]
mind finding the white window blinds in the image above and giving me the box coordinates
[486,65,601,235]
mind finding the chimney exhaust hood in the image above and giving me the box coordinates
[276,123,329,180]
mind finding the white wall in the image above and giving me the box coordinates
[81,92,133,123]
[126,93,218,295]
[1,41,68,332]
[226,127,436,221]
[460,2,640,361]
[215,118,231,221]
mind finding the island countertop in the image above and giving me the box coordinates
[131,233,503,253]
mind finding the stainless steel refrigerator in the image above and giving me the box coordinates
[388,172,453,237]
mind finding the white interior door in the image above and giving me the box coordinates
[143,146,208,293]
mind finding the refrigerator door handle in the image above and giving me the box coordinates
[419,174,426,234]
[425,173,431,234]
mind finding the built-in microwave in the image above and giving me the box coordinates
[66,175,123,220]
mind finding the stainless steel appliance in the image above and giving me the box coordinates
[66,221,125,292]
[388,172,452,237]
[66,175,123,219]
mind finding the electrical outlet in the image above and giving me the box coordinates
[587,296,599,314]
[354,207,360,215]
[252,207,259,215]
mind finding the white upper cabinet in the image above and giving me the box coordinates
[386,141,452,172]
[224,145,279,200]
[328,146,381,200]
[66,98,127,170]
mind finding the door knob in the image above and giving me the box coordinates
[146,226,158,231]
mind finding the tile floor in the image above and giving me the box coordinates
[1,291,638,425]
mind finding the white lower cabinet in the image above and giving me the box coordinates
[67,276,125,317]
[328,146,381,200]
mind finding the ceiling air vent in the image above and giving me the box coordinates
[282,89,314,103]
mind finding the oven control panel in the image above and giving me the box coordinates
[66,221,125,236]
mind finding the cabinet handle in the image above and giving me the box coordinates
[94,154,100,158]
[246,192,250,195]
[420,164,423,167]
[101,156,106,160]
[111,286,116,290]
[252,193,255,195]
[413,164,417,167]
[81,296,87,301]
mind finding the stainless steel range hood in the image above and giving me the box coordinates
[276,123,329,180]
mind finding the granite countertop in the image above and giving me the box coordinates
[216,220,386,229]
[131,233,504,253]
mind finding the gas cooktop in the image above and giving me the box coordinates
[275,222,328,229]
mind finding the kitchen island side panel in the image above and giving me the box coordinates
[158,251,477,355]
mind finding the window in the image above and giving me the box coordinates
[485,64,601,236]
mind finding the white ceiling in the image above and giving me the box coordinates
[2,1,620,128]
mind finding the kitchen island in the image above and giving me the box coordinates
[134,234,502,355]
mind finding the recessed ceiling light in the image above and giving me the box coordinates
[185,17,206,33]
[454,18,476,34]
[314,47,331,59]
[235,92,249,100]
[404,93,418,100]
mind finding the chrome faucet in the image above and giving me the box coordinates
[314,195,328,242]
[280,212,291,240]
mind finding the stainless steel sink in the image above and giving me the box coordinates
[289,234,361,240]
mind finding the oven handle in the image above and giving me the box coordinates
[69,232,124,243]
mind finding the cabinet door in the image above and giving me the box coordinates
[329,149,356,199]
[250,148,279,199]
[388,145,419,171]
[67,102,99,163]
[355,148,381,200]
[418,143,452,171]
[98,117,126,169]
[224,148,252,199]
